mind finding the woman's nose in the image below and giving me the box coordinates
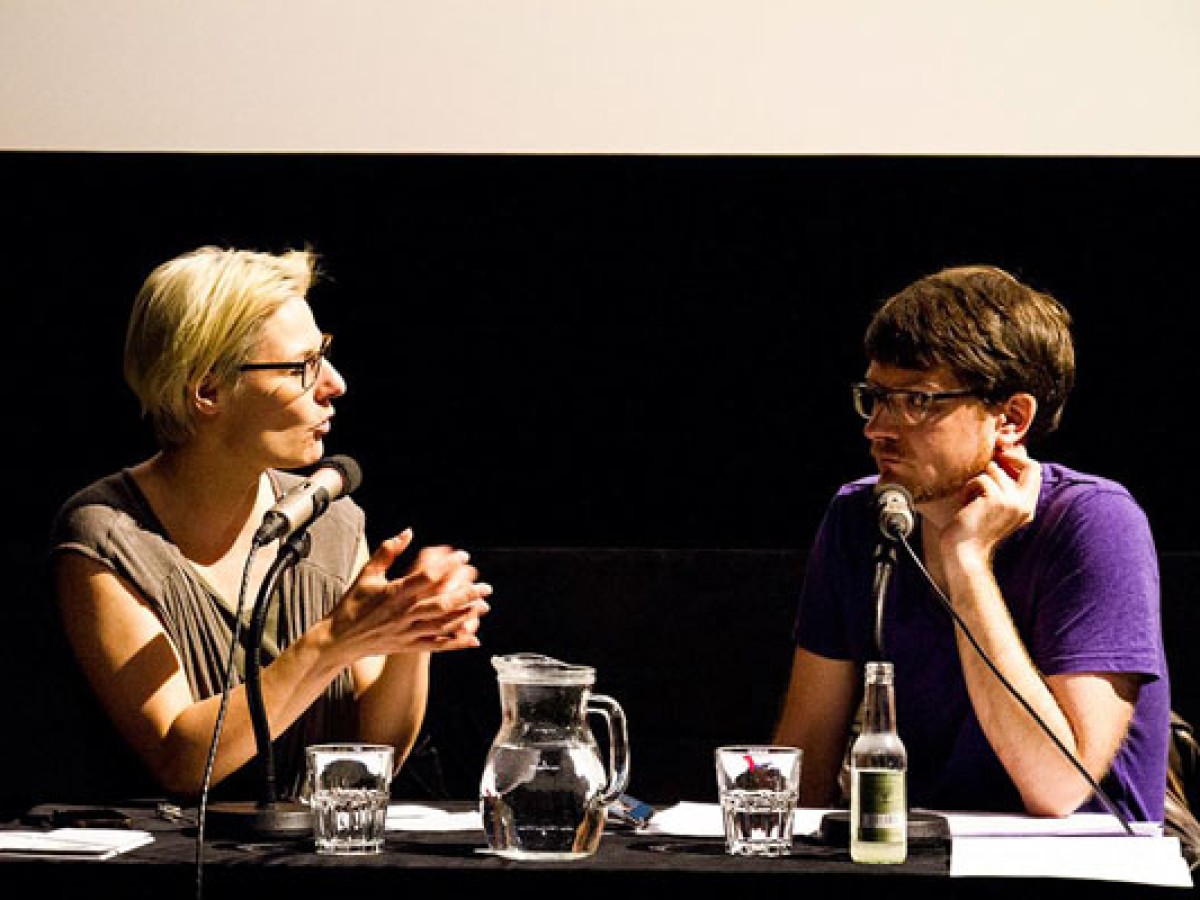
[317,359,347,398]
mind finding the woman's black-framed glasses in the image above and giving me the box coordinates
[239,333,332,391]
[851,381,984,426]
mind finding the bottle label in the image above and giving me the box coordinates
[855,770,906,842]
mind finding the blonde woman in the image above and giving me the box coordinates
[49,245,491,803]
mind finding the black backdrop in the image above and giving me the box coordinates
[5,153,1198,558]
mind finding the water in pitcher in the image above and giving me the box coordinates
[480,653,630,860]
[481,742,609,859]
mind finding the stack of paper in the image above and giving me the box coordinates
[0,828,154,860]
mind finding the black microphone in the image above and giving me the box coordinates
[875,482,915,541]
[252,455,363,546]
[871,482,915,656]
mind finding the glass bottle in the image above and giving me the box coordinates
[850,660,907,863]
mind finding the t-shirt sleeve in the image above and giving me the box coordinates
[792,486,869,661]
[48,493,171,598]
[1031,484,1164,681]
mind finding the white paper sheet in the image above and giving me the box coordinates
[642,801,723,837]
[944,810,1162,838]
[643,801,829,838]
[951,834,1193,888]
[0,828,154,860]
[386,803,483,832]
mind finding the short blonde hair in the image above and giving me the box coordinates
[124,245,319,447]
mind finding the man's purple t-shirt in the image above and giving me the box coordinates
[794,462,1169,822]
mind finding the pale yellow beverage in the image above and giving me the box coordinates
[849,766,907,863]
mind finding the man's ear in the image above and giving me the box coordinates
[996,393,1036,446]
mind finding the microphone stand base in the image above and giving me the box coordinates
[818,809,950,848]
[205,799,314,840]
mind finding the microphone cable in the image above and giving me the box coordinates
[895,534,1135,836]
[194,543,260,900]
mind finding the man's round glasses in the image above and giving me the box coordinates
[851,381,984,426]
[238,333,332,392]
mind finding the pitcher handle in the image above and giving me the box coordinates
[587,692,631,805]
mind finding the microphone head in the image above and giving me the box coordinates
[874,481,915,540]
[321,455,363,495]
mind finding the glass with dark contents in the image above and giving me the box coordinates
[715,745,802,856]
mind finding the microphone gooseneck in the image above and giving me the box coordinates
[871,483,913,656]
[871,541,898,658]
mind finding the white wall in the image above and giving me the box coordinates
[2,0,1198,154]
